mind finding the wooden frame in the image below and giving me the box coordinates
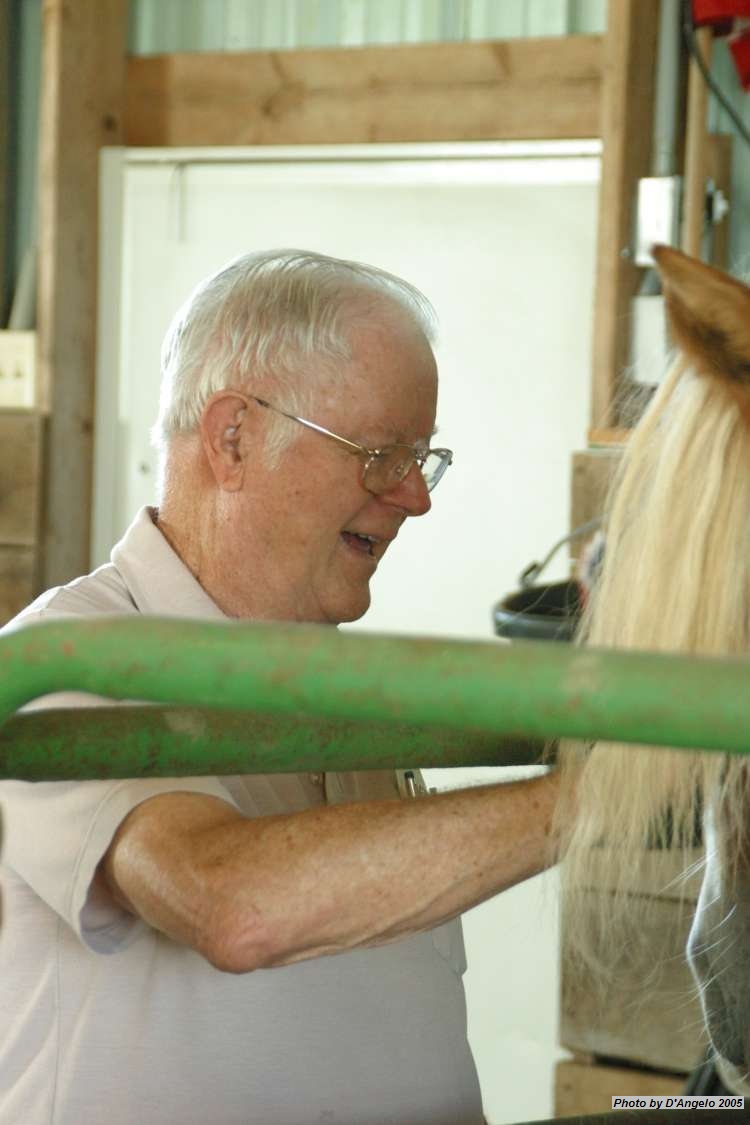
[589,0,660,437]
[682,26,713,257]
[0,0,9,325]
[37,0,127,588]
[34,28,604,597]
[34,6,713,591]
[29,1,733,597]
[589,15,730,444]
[124,36,603,147]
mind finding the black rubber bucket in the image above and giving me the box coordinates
[492,580,582,643]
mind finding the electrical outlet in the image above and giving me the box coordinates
[0,332,37,408]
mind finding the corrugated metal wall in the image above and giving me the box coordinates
[128,0,606,54]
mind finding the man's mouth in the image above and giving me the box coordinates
[341,531,379,557]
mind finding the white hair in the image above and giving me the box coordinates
[554,355,750,970]
[152,248,437,462]
[553,245,750,977]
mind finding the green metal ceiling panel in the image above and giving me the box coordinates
[128,0,607,55]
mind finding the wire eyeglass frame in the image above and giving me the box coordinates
[248,395,453,495]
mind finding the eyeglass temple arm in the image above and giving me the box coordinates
[252,397,445,465]
[253,397,368,456]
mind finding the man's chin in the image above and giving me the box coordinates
[327,586,372,626]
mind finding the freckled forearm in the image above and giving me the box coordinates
[103,772,559,972]
[205,770,560,969]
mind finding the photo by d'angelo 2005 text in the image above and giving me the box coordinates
[612,1095,744,1110]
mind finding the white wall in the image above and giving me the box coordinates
[95,141,599,1123]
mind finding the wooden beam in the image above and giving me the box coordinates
[0,0,9,325]
[589,0,659,432]
[38,0,127,588]
[124,36,603,147]
[681,26,712,258]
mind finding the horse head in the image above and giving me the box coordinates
[556,245,750,1090]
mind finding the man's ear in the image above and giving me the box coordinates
[199,391,250,491]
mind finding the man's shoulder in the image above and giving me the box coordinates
[8,562,137,630]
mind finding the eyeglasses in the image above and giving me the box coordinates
[249,396,453,495]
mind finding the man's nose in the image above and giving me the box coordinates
[380,463,432,516]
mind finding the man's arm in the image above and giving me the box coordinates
[101,772,558,973]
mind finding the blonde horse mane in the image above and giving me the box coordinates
[554,246,750,969]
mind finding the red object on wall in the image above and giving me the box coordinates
[692,0,750,26]
[692,1,750,88]
[730,27,750,87]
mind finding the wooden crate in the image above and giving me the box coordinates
[560,849,707,1074]
[566,450,707,1075]
[570,446,623,560]
[0,411,44,623]
[0,546,37,624]
[555,1059,686,1117]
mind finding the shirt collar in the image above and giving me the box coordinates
[110,507,228,621]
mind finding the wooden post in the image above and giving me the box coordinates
[589,0,659,437]
[37,0,128,588]
[0,0,9,325]
[682,27,713,257]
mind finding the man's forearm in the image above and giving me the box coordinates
[103,771,559,973]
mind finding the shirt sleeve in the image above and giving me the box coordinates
[0,773,239,955]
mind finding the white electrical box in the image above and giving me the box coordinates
[0,331,37,408]
[635,177,682,266]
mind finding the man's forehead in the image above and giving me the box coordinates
[320,327,436,393]
[347,306,434,352]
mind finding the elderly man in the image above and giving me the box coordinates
[0,250,557,1125]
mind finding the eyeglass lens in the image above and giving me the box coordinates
[364,449,451,494]
[422,451,451,491]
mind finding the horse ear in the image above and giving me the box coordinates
[652,244,750,385]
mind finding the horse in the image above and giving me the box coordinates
[554,243,750,1094]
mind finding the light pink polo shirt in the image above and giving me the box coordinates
[0,508,482,1125]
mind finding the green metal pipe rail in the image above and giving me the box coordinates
[1,616,750,779]
[3,625,748,1125]
[0,706,545,780]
